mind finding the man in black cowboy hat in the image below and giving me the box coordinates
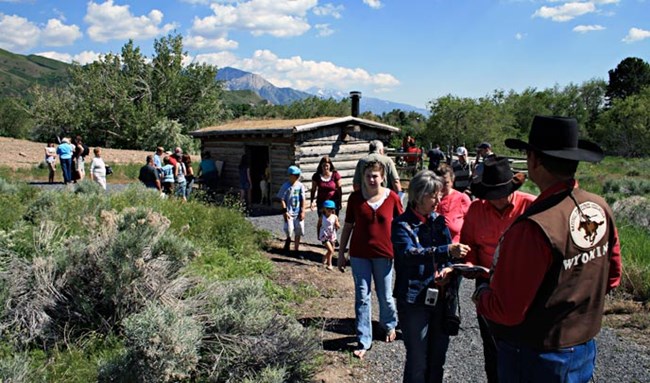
[473,116,622,383]
[459,156,536,383]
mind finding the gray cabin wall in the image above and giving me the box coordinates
[294,126,393,200]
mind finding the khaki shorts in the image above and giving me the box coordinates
[283,215,304,238]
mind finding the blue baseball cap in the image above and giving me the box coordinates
[323,200,336,209]
[287,165,301,175]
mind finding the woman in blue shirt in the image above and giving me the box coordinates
[55,137,74,184]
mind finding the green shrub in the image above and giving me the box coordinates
[603,178,650,198]
[191,279,320,382]
[74,179,105,195]
[0,178,18,195]
[0,352,34,383]
[101,304,202,383]
[612,196,650,232]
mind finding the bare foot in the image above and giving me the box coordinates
[385,329,396,343]
[353,349,367,359]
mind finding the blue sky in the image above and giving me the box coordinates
[1,0,649,109]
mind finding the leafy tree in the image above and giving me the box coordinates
[606,57,650,104]
[27,34,228,150]
[594,87,650,157]
[0,98,32,139]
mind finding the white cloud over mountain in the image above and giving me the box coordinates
[36,50,100,65]
[84,0,177,42]
[195,48,399,92]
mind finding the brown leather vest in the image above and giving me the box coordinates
[490,188,616,350]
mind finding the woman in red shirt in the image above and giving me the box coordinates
[310,155,342,214]
[434,164,471,242]
[337,160,403,359]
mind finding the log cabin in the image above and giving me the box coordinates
[189,92,400,204]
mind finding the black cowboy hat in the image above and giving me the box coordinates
[471,157,526,200]
[505,116,604,163]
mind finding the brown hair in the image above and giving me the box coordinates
[317,155,336,174]
[182,154,192,165]
[363,160,385,176]
[434,163,454,180]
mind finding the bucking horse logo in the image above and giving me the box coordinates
[578,216,604,245]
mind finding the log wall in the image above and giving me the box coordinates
[198,123,395,202]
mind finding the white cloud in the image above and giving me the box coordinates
[194,49,399,92]
[315,24,334,37]
[533,2,596,22]
[41,19,82,46]
[573,24,605,33]
[84,0,177,42]
[313,3,344,19]
[191,0,317,38]
[622,27,650,43]
[515,32,526,40]
[35,50,101,64]
[363,0,382,9]
[185,35,239,50]
[0,13,81,51]
[590,0,619,4]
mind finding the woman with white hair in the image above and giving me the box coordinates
[56,137,74,184]
[392,170,471,383]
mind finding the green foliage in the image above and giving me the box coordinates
[606,57,650,103]
[190,279,320,382]
[104,304,202,383]
[593,87,650,157]
[616,222,650,301]
[28,34,228,149]
[0,98,32,139]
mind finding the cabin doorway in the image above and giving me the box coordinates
[247,145,270,204]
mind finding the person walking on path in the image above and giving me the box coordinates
[276,165,307,255]
[317,199,340,270]
[460,156,536,383]
[353,140,403,195]
[338,160,403,360]
[310,155,343,215]
[392,169,470,383]
[473,116,622,383]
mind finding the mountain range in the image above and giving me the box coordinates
[216,67,429,116]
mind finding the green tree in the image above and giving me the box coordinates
[0,98,32,139]
[27,34,227,150]
[594,87,650,156]
[606,57,650,104]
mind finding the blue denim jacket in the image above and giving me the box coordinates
[392,207,453,305]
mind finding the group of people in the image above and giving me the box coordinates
[46,136,108,190]
[138,146,196,201]
[275,116,622,383]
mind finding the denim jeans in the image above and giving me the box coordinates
[350,256,398,350]
[60,158,72,183]
[497,339,596,383]
[397,301,450,383]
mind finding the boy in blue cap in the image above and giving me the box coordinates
[276,165,307,254]
[317,199,340,270]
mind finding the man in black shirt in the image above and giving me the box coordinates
[427,144,446,171]
[139,155,161,192]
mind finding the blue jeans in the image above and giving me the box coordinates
[497,339,596,383]
[398,301,450,383]
[350,256,398,350]
[60,157,72,183]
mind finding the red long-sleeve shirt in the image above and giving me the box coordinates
[460,191,536,268]
[477,180,622,326]
[435,189,471,242]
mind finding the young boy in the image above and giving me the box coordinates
[276,165,306,255]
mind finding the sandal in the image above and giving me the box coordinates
[385,328,396,343]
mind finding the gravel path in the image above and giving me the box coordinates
[248,208,650,383]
